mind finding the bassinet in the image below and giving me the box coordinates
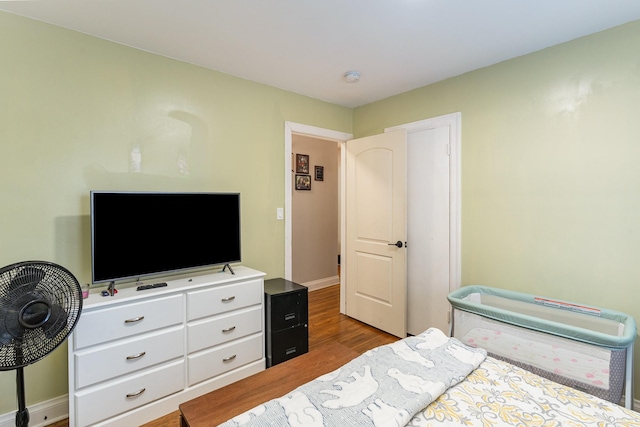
[448,285,636,408]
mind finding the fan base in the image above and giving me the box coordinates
[15,409,29,427]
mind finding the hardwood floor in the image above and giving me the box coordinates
[47,284,397,427]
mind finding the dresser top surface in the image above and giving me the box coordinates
[82,265,265,309]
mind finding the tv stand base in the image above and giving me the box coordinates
[107,281,116,296]
[222,263,235,275]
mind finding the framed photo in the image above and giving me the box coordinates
[296,154,309,174]
[295,174,311,190]
[315,165,324,181]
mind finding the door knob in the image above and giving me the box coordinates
[388,240,403,248]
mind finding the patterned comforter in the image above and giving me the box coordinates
[410,356,640,426]
[219,328,486,426]
[218,328,640,426]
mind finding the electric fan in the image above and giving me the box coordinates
[0,261,83,427]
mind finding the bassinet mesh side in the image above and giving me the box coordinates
[487,349,625,403]
[448,285,636,409]
[452,309,626,404]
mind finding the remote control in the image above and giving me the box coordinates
[136,282,168,291]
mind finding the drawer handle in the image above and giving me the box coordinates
[222,326,236,333]
[285,347,297,355]
[124,316,145,324]
[222,354,237,362]
[221,296,236,302]
[126,351,146,360]
[126,388,146,398]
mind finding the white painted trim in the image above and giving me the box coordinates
[339,142,347,314]
[283,122,352,283]
[299,275,340,292]
[0,395,68,427]
[385,112,462,293]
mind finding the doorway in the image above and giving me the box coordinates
[283,122,352,291]
[284,114,460,334]
[291,134,340,288]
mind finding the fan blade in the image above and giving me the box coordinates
[0,309,16,346]
[0,331,12,346]
[0,304,24,345]
[0,261,82,370]
[41,303,69,339]
[8,266,45,294]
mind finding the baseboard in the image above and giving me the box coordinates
[0,395,68,427]
[300,275,339,292]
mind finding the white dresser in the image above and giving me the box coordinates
[68,266,265,427]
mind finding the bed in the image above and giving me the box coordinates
[208,328,640,427]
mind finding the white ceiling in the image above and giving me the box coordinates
[2,1,640,107]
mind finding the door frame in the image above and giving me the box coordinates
[284,114,460,320]
[283,122,352,292]
[385,112,462,301]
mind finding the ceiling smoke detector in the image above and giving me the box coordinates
[344,71,361,83]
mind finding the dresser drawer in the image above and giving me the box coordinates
[187,306,262,353]
[74,294,183,350]
[188,334,263,386]
[74,326,185,389]
[75,360,185,427]
[187,279,262,321]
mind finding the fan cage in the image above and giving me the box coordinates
[0,261,83,370]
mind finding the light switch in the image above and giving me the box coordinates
[276,208,284,220]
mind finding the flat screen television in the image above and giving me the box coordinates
[90,191,241,284]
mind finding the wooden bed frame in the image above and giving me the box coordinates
[179,342,360,427]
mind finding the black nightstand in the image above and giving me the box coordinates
[264,278,309,367]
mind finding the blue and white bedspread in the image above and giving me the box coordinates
[219,328,486,427]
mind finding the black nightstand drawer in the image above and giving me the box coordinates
[268,324,309,367]
[268,291,307,330]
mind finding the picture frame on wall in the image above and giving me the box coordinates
[315,165,324,181]
[295,174,311,190]
[296,154,309,174]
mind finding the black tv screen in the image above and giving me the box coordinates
[91,191,241,284]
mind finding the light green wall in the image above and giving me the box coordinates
[0,11,351,414]
[355,20,640,393]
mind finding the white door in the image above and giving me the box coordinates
[344,130,407,338]
[387,113,461,335]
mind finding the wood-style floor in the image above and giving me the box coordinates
[47,284,397,427]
